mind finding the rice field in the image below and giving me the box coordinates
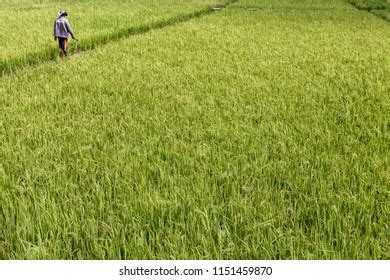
[0,0,389,259]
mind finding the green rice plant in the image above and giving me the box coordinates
[0,0,389,259]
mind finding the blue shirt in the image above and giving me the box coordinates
[54,17,74,38]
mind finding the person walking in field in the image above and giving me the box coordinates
[54,10,77,58]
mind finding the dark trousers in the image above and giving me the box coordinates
[58,37,68,57]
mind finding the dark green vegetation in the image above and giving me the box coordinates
[1,0,389,259]
[348,0,390,20]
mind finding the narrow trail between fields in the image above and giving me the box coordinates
[0,0,238,77]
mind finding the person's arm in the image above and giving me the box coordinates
[65,20,76,39]
[53,20,57,40]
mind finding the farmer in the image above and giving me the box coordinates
[53,10,77,58]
